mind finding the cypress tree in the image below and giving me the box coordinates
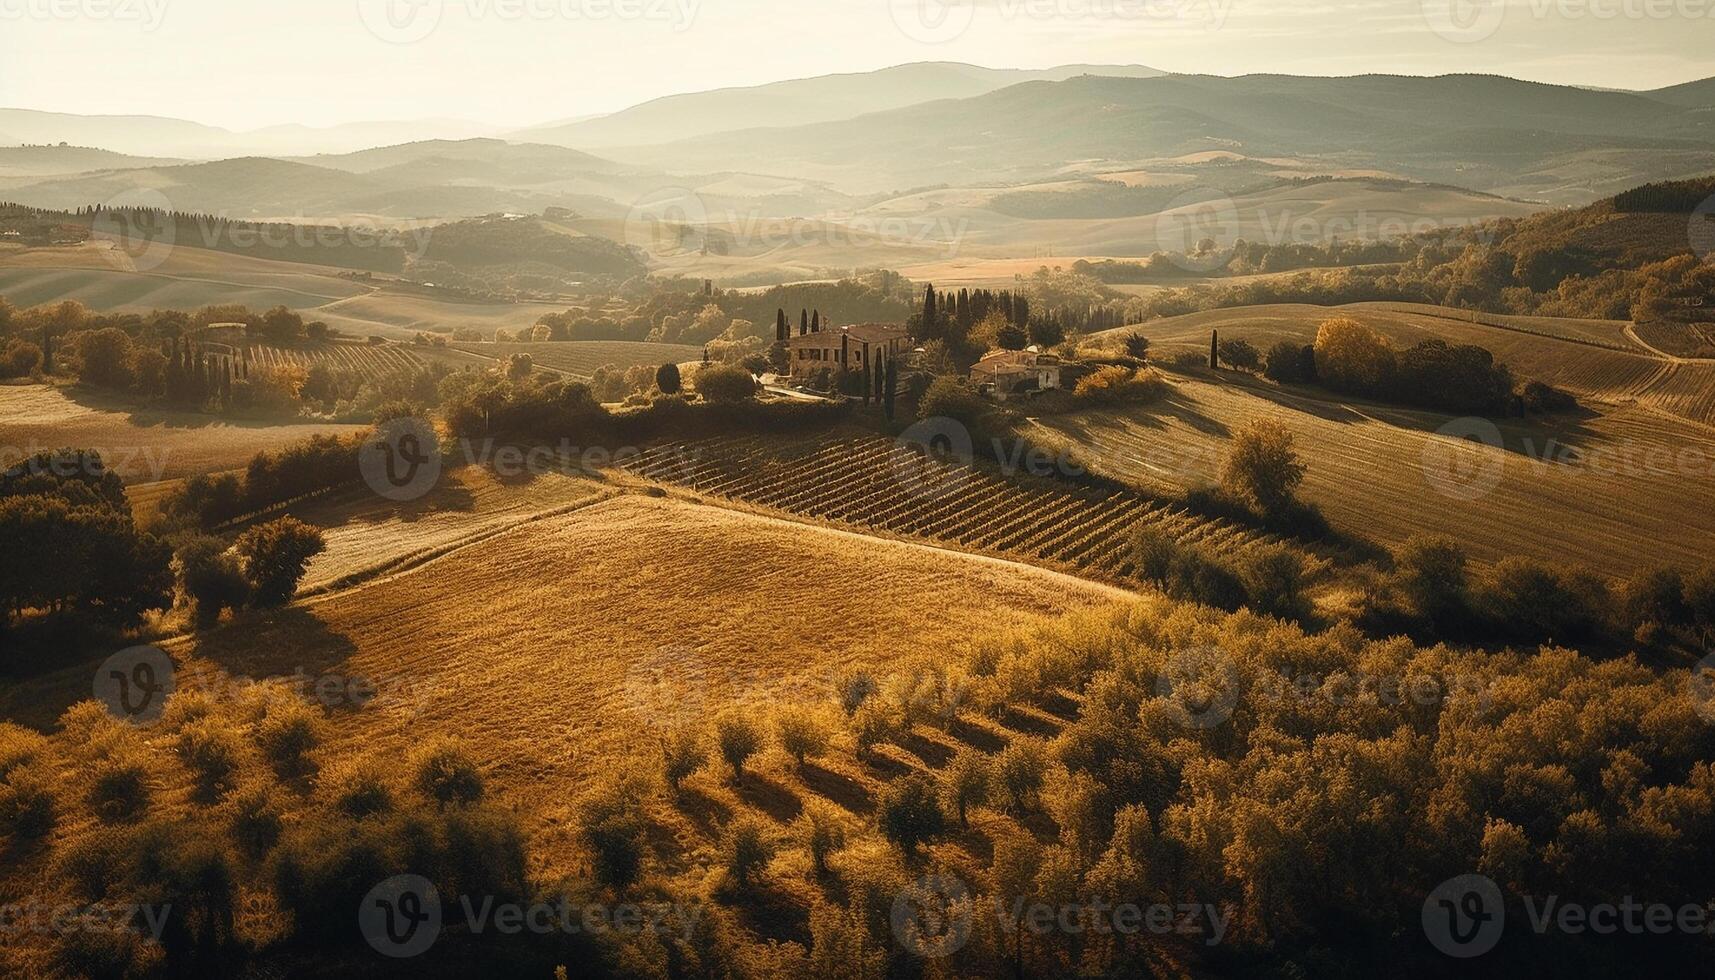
[811,310,820,333]
[922,283,937,336]
[800,309,807,336]
[861,344,870,407]
[776,308,787,343]
[1210,329,1218,369]
[884,357,897,421]
[41,325,52,375]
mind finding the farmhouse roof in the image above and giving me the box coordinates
[785,322,906,346]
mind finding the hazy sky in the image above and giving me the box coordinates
[0,0,1710,129]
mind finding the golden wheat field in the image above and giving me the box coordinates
[93,495,1126,871]
[1029,373,1715,573]
[289,462,615,594]
[0,383,366,483]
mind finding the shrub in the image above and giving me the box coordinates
[996,738,1048,811]
[234,517,326,605]
[941,747,992,826]
[578,774,651,888]
[1313,317,1396,394]
[1479,557,1613,644]
[412,739,484,806]
[256,696,323,777]
[1219,419,1306,518]
[878,774,946,854]
[228,784,283,856]
[75,328,135,389]
[775,706,830,769]
[835,669,878,715]
[1073,365,1167,406]
[1165,548,1248,611]
[694,363,759,403]
[723,815,776,886]
[1130,525,1179,586]
[175,536,251,626]
[916,376,988,428]
[0,338,43,378]
[1122,333,1150,359]
[798,801,847,876]
[88,754,152,822]
[851,700,900,760]
[715,713,764,782]
[1622,566,1691,645]
[1238,546,1311,621]
[655,362,682,395]
[319,759,394,818]
[1394,535,1471,624]
[0,722,47,780]
[0,764,56,841]
[1217,338,1261,371]
[177,717,243,797]
[1686,564,1715,641]
[1263,341,1315,383]
[659,726,707,793]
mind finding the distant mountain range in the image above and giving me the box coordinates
[594,72,1715,201]
[0,110,501,158]
[510,62,1165,148]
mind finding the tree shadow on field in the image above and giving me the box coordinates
[798,762,872,815]
[897,730,954,769]
[291,472,478,535]
[59,385,333,431]
[674,784,733,837]
[184,606,359,683]
[947,717,1007,753]
[735,774,802,824]
[1154,388,1231,438]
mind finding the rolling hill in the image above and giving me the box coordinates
[515,61,1164,148]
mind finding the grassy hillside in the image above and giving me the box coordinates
[1105,302,1715,425]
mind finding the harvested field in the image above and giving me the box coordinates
[1029,375,1715,574]
[288,463,613,593]
[92,495,1128,869]
[0,383,365,483]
